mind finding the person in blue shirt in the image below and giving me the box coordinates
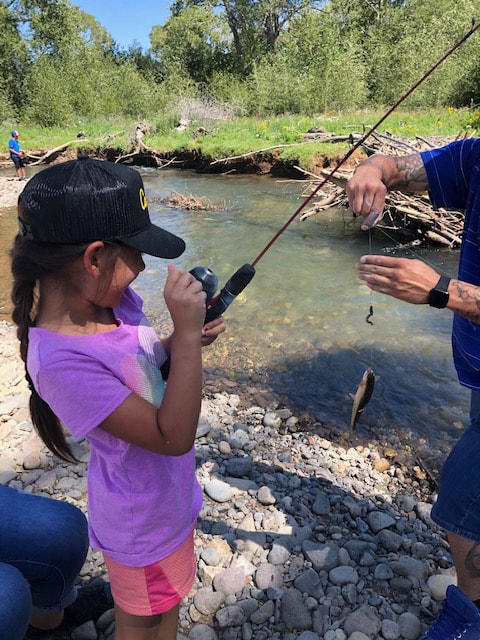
[347,139,480,640]
[9,130,26,180]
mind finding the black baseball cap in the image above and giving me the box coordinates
[17,157,185,259]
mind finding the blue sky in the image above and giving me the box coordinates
[72,1,171,50]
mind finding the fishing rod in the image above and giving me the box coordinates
[161,20,479,379]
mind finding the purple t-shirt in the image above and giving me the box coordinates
[27,287,202,566]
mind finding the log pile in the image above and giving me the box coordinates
[298,129,475,248]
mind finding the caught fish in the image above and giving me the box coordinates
[350,368,375,432]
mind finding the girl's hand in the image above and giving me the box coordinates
[201,317,226,346]
[164,264,206,337]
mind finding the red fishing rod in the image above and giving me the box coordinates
[188,18,480,327]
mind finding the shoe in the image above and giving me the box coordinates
[63,578,114,627]
[420,585,480,639]
[24,579,113,639]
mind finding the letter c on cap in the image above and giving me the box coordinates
[139,188,148,210]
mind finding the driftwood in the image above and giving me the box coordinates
[209,140,328,166]
[28,141,81,166]
[115,122,181,168]
[154,190,224,211]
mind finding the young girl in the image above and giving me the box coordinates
[10,158,226,640]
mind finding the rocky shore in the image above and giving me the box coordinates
[0,176,28,209]
[0,320,456,640]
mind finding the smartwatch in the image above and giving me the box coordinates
[427,274,451,308]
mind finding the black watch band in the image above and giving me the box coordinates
[428,274,451,309]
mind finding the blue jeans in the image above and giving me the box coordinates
[432,390,480,542]
[0,485,89,640]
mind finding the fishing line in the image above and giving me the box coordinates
[250,19,480,269]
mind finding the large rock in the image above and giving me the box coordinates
[397,612,421,640]
[281,588,312,631]
[427,574,457,601]
[343,606,381,638]
[226,457,252,477]
[255,563,283,590]
[215,605,245,627]
[302,540,339,571]
[204,479,231,503]
[194,588,225,615]
[213,567,247,596]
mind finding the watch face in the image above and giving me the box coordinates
[428,288,449,308]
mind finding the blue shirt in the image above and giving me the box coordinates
[421,138,480,389]
[8,138,20,158]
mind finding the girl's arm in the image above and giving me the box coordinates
[99,265,206,456]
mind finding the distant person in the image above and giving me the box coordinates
[347,139,480,639]
[8,130,26,180]
[10,158,226,640]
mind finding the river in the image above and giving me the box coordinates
[0,166,468,462]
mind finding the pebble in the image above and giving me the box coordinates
[204,479,231,503]
[397,612,421,640]
[257,485,276,505]
[427,573,456,601]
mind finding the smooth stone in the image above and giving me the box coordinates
[263,412,281,428]
[329,566,359,586]
[381,619,400,640]
[215,605,245,627]
[250,600,274,624]
[397,612,421,640]
[374,564,393,581]
[226,457,252,478]
[415,502,434,526]
[71,621,97,640]
[188,624,218,640]
[312,491,330,516]
[281,588,312,631]
[96,609,115,630]
[268,543,290,565]
[205,479,232,503]
[302,540,339,571]
[390,556,426,580]
[257,486,276,505]
[201,547,221,567]
[344,605,381,638]
[367,511,395,533]
[255,563,283,590]
[196,422,211,438]
[294,569,324,599]
[213,567,247,596]
[377,529,403,552]
[427,574,457,601]
[347,634,370,640]
[23,451,42,470]
[194,588,225,615]
[297,633,320,640]
[218,441,232,455]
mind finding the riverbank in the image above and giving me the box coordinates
[0,319,457,640]
[0,176,29,209]
[1,107,476,179]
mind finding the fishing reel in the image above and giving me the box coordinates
[160,263,256,379]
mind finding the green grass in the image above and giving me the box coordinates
[2,107,478,171]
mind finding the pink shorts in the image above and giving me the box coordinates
[103,532,196,616]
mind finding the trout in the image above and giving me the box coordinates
[350,368,375,432]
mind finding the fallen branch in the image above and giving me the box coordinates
[210,140,329,166]
[29,141,81,166]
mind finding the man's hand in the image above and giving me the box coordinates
[346,164,386,230]
[347,153,428,230]
[356,255,439,304]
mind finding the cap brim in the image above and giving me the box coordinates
[120,223,185,258]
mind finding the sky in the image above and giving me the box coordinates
[72,0,171,50]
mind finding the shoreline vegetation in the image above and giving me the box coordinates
[2,108,475,245]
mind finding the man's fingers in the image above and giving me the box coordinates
[358,255,405,268]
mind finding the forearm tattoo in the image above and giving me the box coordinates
[389,154,428,192]
[465,542,480,578]
[452,281,480,322]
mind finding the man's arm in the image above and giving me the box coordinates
[346,153,428,229]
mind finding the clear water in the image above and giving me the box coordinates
[0,166,468,458]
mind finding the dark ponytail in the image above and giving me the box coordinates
[10,234,89,462]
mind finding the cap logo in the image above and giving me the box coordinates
[139,188,148,210]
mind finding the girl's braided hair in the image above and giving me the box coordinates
[10,233,90,462]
